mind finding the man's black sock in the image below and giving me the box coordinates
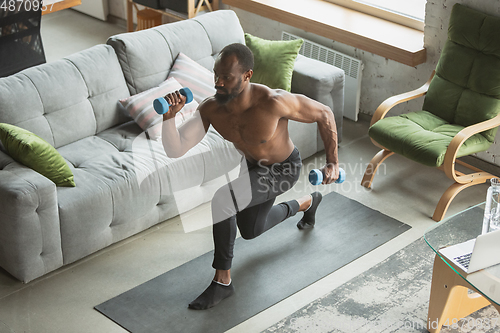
[188,281,235,310]
[297,191,322,230]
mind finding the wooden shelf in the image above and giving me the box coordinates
[42,0,81,15]
[127,0,219,32]
[223,0,426,67]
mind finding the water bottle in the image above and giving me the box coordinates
[482,178,500,234]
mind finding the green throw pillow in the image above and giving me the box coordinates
[245,33,303,92]
[0,123,76,187]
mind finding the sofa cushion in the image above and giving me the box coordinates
[154,18,214,69]
[67,44,132,134]
[56,120,240,264]
[120,77,198,140]
[106,17,212,95]
[0,123,75,186]
[107,10,244,95]
[245,33,303,91]
[167,52,216,103]
[0,45,130,148]
[192,9,245,64]
[55,122,166,264]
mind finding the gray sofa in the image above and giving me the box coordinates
[0,10,345,283]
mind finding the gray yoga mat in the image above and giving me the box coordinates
[95,191,411,333]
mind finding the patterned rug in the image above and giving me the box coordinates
[264,210,499,333]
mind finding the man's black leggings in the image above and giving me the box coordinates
[211,147,302,270]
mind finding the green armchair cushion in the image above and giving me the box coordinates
[244,33,303,91]
[422,4,500,142]
[369,111,492,167]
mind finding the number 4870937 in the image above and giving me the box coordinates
[0,0,55,12]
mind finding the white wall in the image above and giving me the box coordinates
[109,0,126,20]
[73,0,109,20]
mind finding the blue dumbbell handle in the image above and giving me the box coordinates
[153,87,194,115]
[309,168,345,185]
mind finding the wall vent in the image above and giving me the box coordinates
[282,32,363,121]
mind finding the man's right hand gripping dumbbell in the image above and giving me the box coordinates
[153,87,194,115]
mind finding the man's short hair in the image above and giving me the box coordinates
[219,43,254,73]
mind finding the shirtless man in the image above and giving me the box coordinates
[161,43,339,310]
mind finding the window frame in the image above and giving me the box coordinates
[324,0,424,31]
[222,0,427,66]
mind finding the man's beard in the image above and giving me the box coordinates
[214,79,242,105]
[214,92,238,104]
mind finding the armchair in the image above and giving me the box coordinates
[361,3,500,221]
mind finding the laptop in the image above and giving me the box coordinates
[438,228,500,273]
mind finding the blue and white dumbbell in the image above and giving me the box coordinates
[309,168,346,185]
[153,87,194,114]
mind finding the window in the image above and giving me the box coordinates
[326,0,425,31]
[222,0,427,66]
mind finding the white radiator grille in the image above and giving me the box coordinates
[282,32,363,121]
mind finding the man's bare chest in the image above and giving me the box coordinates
[210,111,282,146]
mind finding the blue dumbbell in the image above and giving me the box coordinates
[153,87,194,114]
[309,168,346,185]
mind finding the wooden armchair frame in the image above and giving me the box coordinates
[361,71,500,221]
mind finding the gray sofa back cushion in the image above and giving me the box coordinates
[107,10,245,95]
[0,45,130,148]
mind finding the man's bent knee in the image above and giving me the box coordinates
[239,230,257,240]
[211,186,238,224]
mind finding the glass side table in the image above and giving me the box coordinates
[424,203,500,333]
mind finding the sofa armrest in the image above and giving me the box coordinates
[0,152,63,283]
[291,54,345,146]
